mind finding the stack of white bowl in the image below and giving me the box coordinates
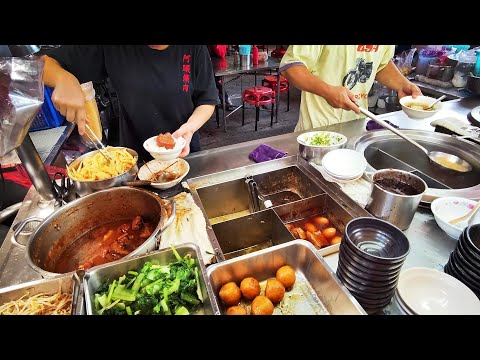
[393,267,480,315]
[321,149,367,183]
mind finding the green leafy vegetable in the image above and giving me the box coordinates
[93,246,203,315]
[303,132,343,146]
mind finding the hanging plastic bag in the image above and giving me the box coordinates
[0,55,44,158]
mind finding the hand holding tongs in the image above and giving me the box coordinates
[81,123,113,162]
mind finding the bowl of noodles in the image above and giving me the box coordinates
[67,146,138,196]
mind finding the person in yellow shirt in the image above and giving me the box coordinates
[280,45,422,131]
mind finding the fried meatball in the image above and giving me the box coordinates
[240,277,261,300]
[331,235,342,245]
[226,305,248,315]
[219,282,241,306]
[251,295,274,315]
[322,227,337,240]
[265,278,286,303]
[276,265,296,289]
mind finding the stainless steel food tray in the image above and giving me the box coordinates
[83,242,219,315]
[0,273,84,315]
[207,239,366,315]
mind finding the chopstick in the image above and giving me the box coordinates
[148,160,179,182]
[82,123,114,162]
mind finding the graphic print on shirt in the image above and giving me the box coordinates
[342,57,374,90]
[182,53,191,92]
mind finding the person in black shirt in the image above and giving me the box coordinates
[42,45,217,160]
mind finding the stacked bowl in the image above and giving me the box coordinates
[444,224,480,298]
[336,217,410,314]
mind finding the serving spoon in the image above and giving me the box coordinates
[424,95,446,111]
[358,106,473,173]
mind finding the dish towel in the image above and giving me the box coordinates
[249,144,288,163]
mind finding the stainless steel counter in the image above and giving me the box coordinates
[1,97,479,315]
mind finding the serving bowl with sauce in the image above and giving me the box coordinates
[137,158,190,190]
[399,95,443,119]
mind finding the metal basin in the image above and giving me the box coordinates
[206,239,366,315]
[195,165,323,225]
[349,130,480,202]
[272,193,357,256]
[83,243,219,315]
[211,209,294,260]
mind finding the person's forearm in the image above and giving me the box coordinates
[281,65,332,97]
[375,61,410,92]
[185,104,215,132]
[42,55,76,87]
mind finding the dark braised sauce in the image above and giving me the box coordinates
[54,216,154,273]
[374,178,420,196]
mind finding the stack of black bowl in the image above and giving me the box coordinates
[337,217,410,314]
[444,224,480,298]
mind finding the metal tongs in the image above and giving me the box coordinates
[82,123,114,162]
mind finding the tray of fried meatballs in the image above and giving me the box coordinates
[206,239,366,315]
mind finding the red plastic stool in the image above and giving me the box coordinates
[242,86,275,131]
[262,75,290,112]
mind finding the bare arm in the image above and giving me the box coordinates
[42,55,87,134]
[172,104,215,158]
[281,65,360,113]
[375,61,422,99]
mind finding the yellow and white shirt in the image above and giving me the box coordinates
[280,45,395,131]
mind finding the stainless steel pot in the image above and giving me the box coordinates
[467,75,480,95]
[11,187,175,278]
[67,147,138,197]
[297,132,347,165]
[365,169,427,230]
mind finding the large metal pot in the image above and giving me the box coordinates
[67,147,138,197]
[365,169,427,230]
[11,187,175,277]
[467,75,480,95]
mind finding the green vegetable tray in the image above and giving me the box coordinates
[83,243,219,315]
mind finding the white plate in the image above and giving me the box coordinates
[393,290,414,315]
[321,149,366,179]
[137,158,189,190]
[397,267,480,315]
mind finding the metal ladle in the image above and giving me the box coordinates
[358,106,473,173]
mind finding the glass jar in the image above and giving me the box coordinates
[416,49,444,76]
[452,52,477,88]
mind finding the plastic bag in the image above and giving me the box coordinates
[394,48,416,75]
[0,55,44,157]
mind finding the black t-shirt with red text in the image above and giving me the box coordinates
[49,45,217,160]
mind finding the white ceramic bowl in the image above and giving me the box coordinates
[397,267,480,315]
[431,197,479,239]
[137,158,189,190]
[143,136,186,161]
[321,149,367,180]
[399,95,443,119]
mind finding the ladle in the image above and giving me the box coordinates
[358,106,472,173]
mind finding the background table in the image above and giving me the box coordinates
[212,56,282,132]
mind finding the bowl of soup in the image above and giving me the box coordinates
[399,95,443,119]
